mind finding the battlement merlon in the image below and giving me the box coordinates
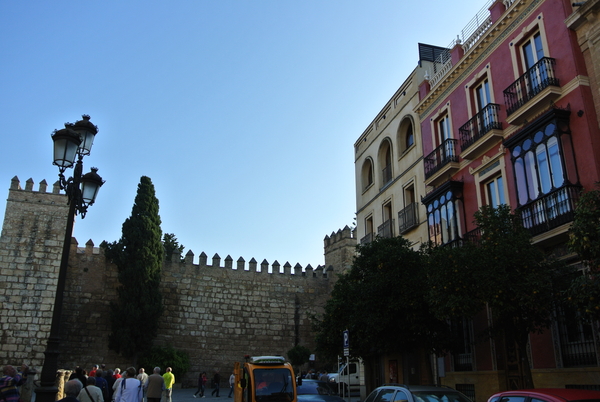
[71,237,332,279]
[6,177,338,280]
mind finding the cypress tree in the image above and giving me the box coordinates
[102,176,164,362]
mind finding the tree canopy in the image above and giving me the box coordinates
[163,232,185,262]
[565,187,600,321]
[102,176,164,362]
[314,236,452,363]
[315,206,568,388]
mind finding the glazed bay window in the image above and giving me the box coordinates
[423,181,464,246]
[505,109,580,235]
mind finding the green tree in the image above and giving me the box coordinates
[568,186,600,269]
[565,186,600,320]
[314,236,452,364]
[138,345,191,380]
[163,233,185,262]
[102,176,164,363]
[426,205,567,389]
[287,345,311,374]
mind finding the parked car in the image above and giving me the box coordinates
[488,389,600,402]
[364,384,473,402]
[297,379,345,402]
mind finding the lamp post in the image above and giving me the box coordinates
[35,115,104,402]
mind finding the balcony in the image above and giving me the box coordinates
[381,164,393,190]
[459,104,503,160]
[377,219,394,239]
[398,203,419,234]
[518,184,581,237]
[360,233,373,245]
[443,227,481,249]
[504,57,561,125]
[424,138,460,185]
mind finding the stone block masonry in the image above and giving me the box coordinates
[0,177,357,388]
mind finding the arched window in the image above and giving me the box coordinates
[378,139,393,186]
[361,158,374,191]
[397,117,415,154]
[406,124,414,149]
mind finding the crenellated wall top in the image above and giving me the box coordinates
[7,176,336,282]
[72,237,332,279]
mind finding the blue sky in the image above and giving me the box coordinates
[0,0,487,269]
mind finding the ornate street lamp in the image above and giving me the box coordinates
[35,115,105,402]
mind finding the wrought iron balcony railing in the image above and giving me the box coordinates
[382,164,393,187]
[504,57,559,116]
[442,227,481,249]
[360,233,373,245]
[377,219,394,239]
[518,184,581,237]
[424,138,459,179]
[398,203,419,234]
[459,103,502,152]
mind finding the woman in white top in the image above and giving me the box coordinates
[113,367,143,402]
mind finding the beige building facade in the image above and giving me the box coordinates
[354,56,437,248]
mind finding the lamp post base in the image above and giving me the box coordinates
[34,385,59,402]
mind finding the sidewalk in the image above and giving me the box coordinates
[172,387,233,402]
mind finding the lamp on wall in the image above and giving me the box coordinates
[35,115,105,402]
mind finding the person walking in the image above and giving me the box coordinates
[78,377,104,402]
[227,372,235,398]
[113,367,142,402]
[95,370,109,402]
[144,368,165,402]
[58,380,84,402]
[193,372,207,398]
[201,372,207,397]
[211,372,221,397]
[162,367,175,402]
[137,369,148,402]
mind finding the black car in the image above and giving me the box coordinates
[297,379,345,402]
[364,384,473,402]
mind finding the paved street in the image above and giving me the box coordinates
[172,387,233,402]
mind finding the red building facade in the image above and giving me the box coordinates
[415,0,600,397]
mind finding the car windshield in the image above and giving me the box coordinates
[411,391,472,402]
[254,368,294,402]
[297,381,337,396]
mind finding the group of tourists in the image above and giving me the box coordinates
[63,365,176,402]
[0,363,176,402]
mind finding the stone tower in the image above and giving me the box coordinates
[323,225,357,278]
[0,177,70,365]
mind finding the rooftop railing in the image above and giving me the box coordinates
[429,0,494,88]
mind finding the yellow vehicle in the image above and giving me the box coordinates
[233,356,299,402]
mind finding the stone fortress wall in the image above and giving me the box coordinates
[0,177,356,387]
